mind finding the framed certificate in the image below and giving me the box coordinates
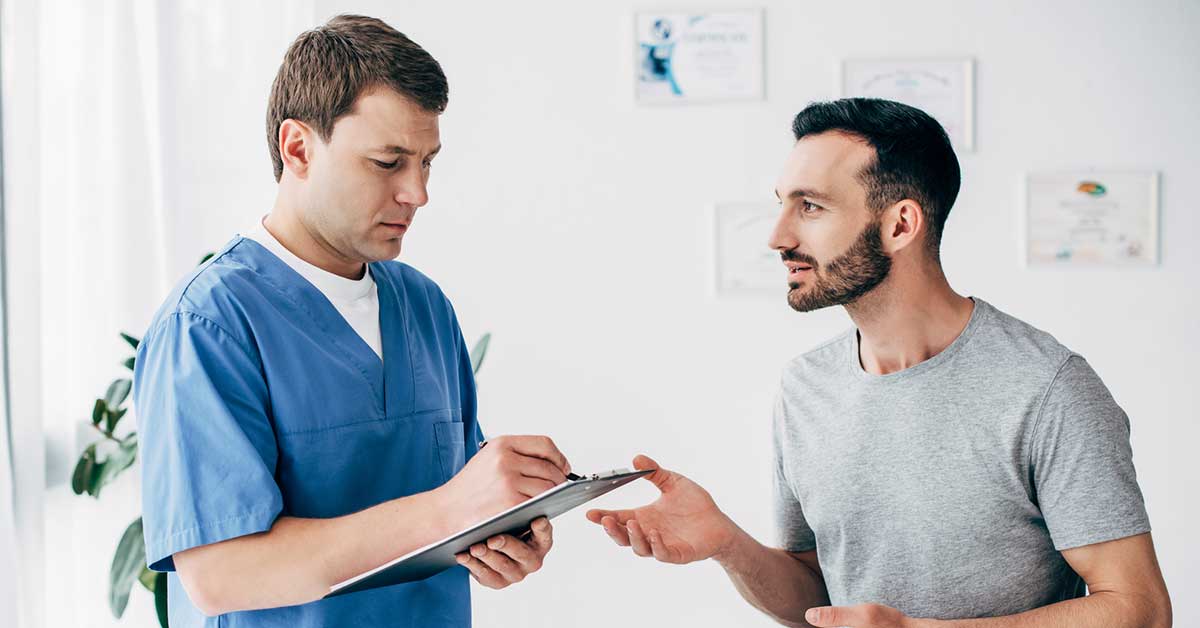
[1023,171,1160,267]
[635,9,764,104]
[713,202,783,295]
[840,57,975,151]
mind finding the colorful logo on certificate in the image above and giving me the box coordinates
[1076,181,1107,197]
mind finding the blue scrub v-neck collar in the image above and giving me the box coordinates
[230,236,412,418]
[370,259,415,418]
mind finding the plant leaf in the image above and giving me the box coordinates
[92,399,107,426]
[86,458,109,498]
[469,332,492,375]
[119,332,140,350]
[138,565,157,592]
[123,356,136,371]
[93,439,138,495]
[109,517,146,618]
[71,444,98,496]
[154,572,168,627]
[104,379,132,410]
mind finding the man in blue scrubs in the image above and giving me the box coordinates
[133,15,570,627]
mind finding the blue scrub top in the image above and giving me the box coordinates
[133,236,484,627]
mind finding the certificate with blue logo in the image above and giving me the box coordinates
[635,9,764,104]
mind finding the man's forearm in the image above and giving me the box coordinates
[176,487,456,615]
[925,589,1170,628]
[714,524,829,627]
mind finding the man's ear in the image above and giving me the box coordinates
[881,199,926,255]
[278,119,314,180]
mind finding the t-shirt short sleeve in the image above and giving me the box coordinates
[772,395,817,552]
[133,311,284,572]
[1030,355,1151,551]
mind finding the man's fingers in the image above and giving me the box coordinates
[647,529,676,563]
[632,454,674,492]
[586,508,634,525]
[486,534,542,572]
[515,456,568,485]
[529,517,554,553]
[515,475,558,498]
[470,542,525,583]
[600,515,631,546]
[805,604,870,627]
[504,435,571,475]
[626,519,652,557]
[455,553,507,589]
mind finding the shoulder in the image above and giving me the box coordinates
[781,329,856,387]
[971,298,1079,379]
[144,238,270,346]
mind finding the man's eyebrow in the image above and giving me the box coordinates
[776,188,833,202]
[375,144,442,157]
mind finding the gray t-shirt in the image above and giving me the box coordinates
[772,298,1150,620]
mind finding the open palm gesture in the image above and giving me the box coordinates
[586,455,736,564]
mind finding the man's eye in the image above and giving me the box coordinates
[421,160,432,170]
[802,201,822,213]
[371,159,399,170]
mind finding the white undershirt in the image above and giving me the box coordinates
[243,217,383,359]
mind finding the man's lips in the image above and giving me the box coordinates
[784,261,814,274]
[381,222,409,231]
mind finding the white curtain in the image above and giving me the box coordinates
[3,1,316,626]
[0,330,17,628]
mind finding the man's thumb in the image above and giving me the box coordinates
[633,454,673,491]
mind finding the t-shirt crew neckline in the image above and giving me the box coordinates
[244,217,376,303]
[847,297,990,384]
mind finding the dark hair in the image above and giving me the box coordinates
[791,98,961,259]
[266,14,449,181]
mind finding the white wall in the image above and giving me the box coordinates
[9,0,1198,626]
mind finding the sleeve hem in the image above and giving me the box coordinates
[1051,522,1152,552]
[146,505,282,572]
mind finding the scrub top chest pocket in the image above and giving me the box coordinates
[275,408,467,519]
[434,416,468,481]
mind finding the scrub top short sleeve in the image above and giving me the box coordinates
[134,310,283,572]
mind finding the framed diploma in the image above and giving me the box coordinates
[635,9,764,104]
[1024,171,1160,267]
[840,57,975,151]
[713,202,783,295]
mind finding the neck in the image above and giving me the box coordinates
[844,259,974,376]
[265,193,365,280]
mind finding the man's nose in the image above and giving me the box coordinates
[767,210,798,253]
[395,170,429,208]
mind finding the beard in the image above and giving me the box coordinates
[785,219,892,312]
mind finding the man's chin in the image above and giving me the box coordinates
[363,238,403,262]
[786,286,835,313]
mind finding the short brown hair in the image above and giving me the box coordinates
[266,14,449,181]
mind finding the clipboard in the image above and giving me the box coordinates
[325,468,652,598]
